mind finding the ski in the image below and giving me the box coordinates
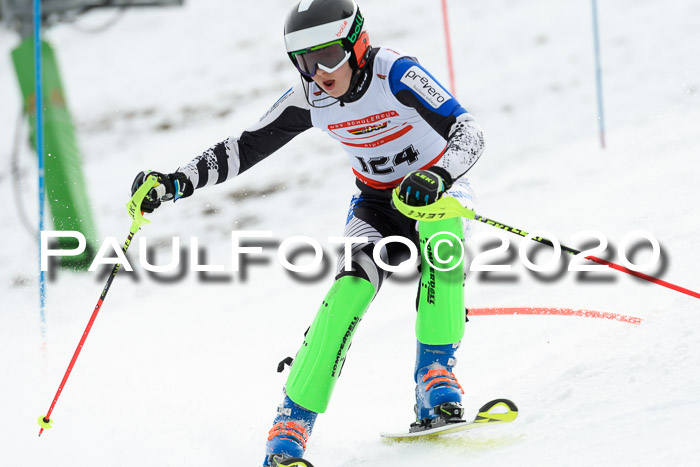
[272,456,314,467]
[380,399,518,439]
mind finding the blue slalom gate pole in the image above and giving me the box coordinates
[34,0,47,337]
[591,0,606,149]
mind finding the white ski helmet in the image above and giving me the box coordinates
[284,0,371,81]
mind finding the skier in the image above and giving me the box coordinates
[130,1,485,465]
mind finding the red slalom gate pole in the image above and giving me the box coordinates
[441,0,457,96]
[37,176,159,436]
[469,307,643,325]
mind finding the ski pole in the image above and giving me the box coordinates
[37,175,160,436]
[392,191,700,300]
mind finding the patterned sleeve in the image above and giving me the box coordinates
[388,57,485,182]
[177,82,313,193]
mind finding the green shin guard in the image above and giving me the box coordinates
[285,276,376,413]
[416,217,466,345]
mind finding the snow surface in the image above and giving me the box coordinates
[1,0,699,466]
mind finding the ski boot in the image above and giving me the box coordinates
[411,341,465,432]
[263,395,317,467]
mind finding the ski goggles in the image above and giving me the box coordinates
[291,41,351,78]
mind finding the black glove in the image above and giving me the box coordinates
[130,171,190,213]
[395,167,453,207]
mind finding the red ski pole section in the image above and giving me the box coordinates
[469,307,643,325]
[441,0,457,96]
[38,225,135,436]
[39,296,107,436]
[586,256,700,300]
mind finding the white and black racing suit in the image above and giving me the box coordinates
[176,47,485,291]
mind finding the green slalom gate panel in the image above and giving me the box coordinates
[12,38,98,269]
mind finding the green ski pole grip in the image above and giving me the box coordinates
[126,174,160,231]
[392,188,475,222]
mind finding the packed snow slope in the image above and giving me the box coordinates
[1,1,699,466]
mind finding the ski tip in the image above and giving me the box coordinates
[475,399,518,423]
[381,398,520,439]
[274,457,315,467]
[478,398,518,414]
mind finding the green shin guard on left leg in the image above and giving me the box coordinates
[285,276,376,413]
[416,217,466,345]
[414,217,466,422]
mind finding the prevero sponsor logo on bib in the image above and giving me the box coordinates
[400,66,451,109]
